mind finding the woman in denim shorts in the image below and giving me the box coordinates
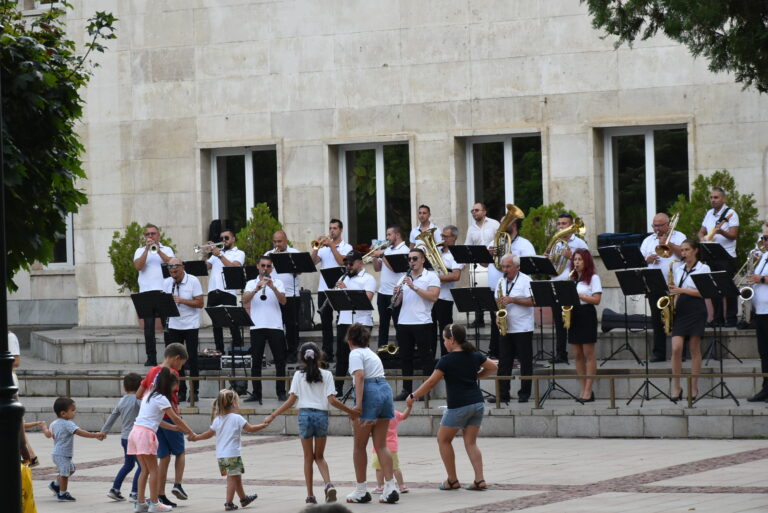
[406,323,498,491]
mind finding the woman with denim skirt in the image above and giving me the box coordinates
[406,323,498,491]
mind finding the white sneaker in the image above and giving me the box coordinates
[380,481,399,504]
[148,502,173,513]
[133,502,149,513]
[345,489,372,503]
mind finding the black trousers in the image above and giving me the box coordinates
[335,324,351,395]
[318,291,336,359]
[167,328,199,397]
[756,314,768,390]
[377,293,400,347]
[488,311,500,357]
[552,307,569,360]
[396,323,434,393]
[208,290,242,352]
[142,315,167,359]
[647,293,667,359]
[498,331,533,401]
[250,328,287,398]
[713,255,738,324]
[281,296,300,361]
[432,299,454,358]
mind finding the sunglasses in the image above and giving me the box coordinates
[408,256,420,262]
[260,264,272,268]
[222,236,232,241]
[470,209,482,213]
[168,264,182,269]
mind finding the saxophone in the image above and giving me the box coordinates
[656,260,678,335]
[496,279,507,336]
[562,270,577,330]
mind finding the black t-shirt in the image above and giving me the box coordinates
[435,351,487,409]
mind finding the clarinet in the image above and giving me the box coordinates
[259,271,268,301]
[388,268,413,311]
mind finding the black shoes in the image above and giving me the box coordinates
[244,393,262,404]
[548,355,569,365]
[747,389,768,402]
[158,495,177,507]
[144,356,157,367]
[650,356,666,363]
[394,390,411,401]
[517,395,529,404]
[577,392,595,403]
[487,395,510,404]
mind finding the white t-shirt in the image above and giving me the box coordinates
[639,230,686,273]
[133,245,175,292]
[163,273,203,330]
[338,270,377,326]
[245,276,286,330]
[439,251,464,301]
[465,217,500,246]
[410,223,443,247]
[672,262,711,290]
[487,235,537,291]
[378,242,409,295]
[348,347,385,378]
[208,247,246,295]
[8,332,19,356]
[266,247,301,297]
[752,252,768,315]
[317,240,354,292]
[701,205,740,257]
[576,274,603,305]
[289,369,336,410]
[211,413,248,459]
[134,393,172,432]
[397,270,441,325]
[553,235,590,281]
[496,272,534,333]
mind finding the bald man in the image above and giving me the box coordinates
[266,230,302,363]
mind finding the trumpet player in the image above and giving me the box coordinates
[133,223,175,366]
[373,226,409,348]
[494,254,534,404]
[410,204,443,249]
[747,230,768,402]
[433,225,463,357]
[206,229,246,353]
[640,213,686,362]
[311,219,353,362]
[266,230,301,363]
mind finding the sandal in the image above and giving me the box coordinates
[466,479,487,491]
[224,503,238,511]
[29,457,39,468]
[439,479,461,490]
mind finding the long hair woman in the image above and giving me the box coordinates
[568,248,602,402]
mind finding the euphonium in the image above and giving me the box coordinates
[495,279,507,336]
[656,260,678,335]
[545,218,586,275]
[415,228,448,276]
[493,204,525,271]
[655,213,680,258]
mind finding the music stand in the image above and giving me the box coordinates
[320,267,345,289]
[272,252,316,358]
[184,261,208,276]
[603,269,645,366]
[450,246,494,326]
[384,254,410,273]
[692,272,741,406]
[451,286,498,401]
[699,243,733,271]
[244,265,260,282]
[530,280,580,405]
[206,306,254,396]
[521,256,558,362]
[131,290,180,321]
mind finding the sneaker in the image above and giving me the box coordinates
[172,484,188,501]
[148,502,173,513]
[134,502,149,513]
[158,495,176,507]
[49,481,60,496]
[324,483,337,503]
[346,490,372,503]
[381,481,399,504]
[240,494,257,507]
[108,488,126,501]
[399,485,409,493]
[305,496,317,504]
[372,486,384,494]
[57,492,76,501]
[224,504,238,511]
[130,492,138,501]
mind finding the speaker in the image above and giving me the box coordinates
[298,288,315,331]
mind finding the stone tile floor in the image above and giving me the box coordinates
[26,433,768,512]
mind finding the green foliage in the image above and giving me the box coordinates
[108,222,174,294]
[583,0,768,93]
[520,202,578,254]
[236,203,284,266]
[667,170,761,264]
[0,1,117,289]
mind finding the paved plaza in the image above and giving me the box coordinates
[25,431,768,513]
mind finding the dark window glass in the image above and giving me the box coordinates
[512,136,543,215]
[345,149,377,246]
[655,128,689,213]
[612,135,646,234]
[52,235,68,263]
[384,145,411,242]
[252,150,279,218]
[216,155,246,233]
[472,142,505,219]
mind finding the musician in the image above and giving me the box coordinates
[668,239,710,401]
[311,219,353,362]
[162,258,203,401]
[372,226,409,347]
[568,249,602,402]
[640,213,686,362]
[334,250,377,397]
[392,248,440,400]
[133,223,175,366]
[747,229,768,402]
[243,255,288,403]
[266,230,301,363]
[464,203,499,329]
[410,204,443,248]
[548,213,589,364]
[698,187,740,326]
[433,225,463,357]
[493,254,534,403]
[206,229,246,353]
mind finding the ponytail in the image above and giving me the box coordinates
[298,342,324,383]
[443,323,475,353]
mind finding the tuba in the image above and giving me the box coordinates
[493,204,525,271]
[655,213,680,258]
[415,228,448,276]
[656,260,678,335]
[544,218,586,275]
[495,279,507,336]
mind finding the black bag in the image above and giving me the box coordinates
[600,308,651,333]
[298,288,315,331]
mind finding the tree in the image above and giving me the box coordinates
[0,1,116,289]
[108,223,174,294]
[520,202,578,254]
[236,203,284,265]
[583,0,768,93]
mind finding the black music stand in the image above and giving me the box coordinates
[131,290,180,322]
[272,252,316,359]
[206,306,254,396]
[692,272,741,406]
[450,246,494,326]
[603,269,645,366]
[699,243,733,271]
[318,267,346,315]
[384,254,410,273]
[625,268,675,405]
[531,280,580,405]
[244,265,260,282]
[451,286,498,401]
[521,256,558,362]
[184,261,208,276]
[221,267,249,348]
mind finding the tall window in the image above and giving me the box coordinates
[604,126,689,234]
[48,213,73,268]
[211,147,279,232]
[466,135,543,221]
[339,143,411,247]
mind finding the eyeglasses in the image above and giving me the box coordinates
[470,209,481,213]
[168,264,182,269]
[651,223,668,228]
[408,256,420,262]
[144,232,157,237]
[260,264,272,268]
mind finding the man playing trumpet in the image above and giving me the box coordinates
[206,229,246,353]
[372,226,409,348]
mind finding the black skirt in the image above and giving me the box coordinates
[671,294,707,337]
[568,304,598,344]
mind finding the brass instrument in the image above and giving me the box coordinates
[656,260,679,335]
[259,270,268,301]
[735,249,760,301]
[311,236,330,250]
[544,218,586,274]
[141,236,159,254]
[655,213,680,258]
[377,344,399,356]
[193,242,224,254]
[415,228,448,276]
[362,240,389,264]
[388,268,412,311]
[493,204,525,271]
[562,270,577,330]
[706,212,733,241]
[495,279,507,336]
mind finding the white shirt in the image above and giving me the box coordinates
[163,273,203,330]
[410,223,443,247]
[245,276,286,330]
[208,247,246,295]
[348,347,385,378]
[553,235,590,281]
[672,261,711,290]
[317,240,354,292]
[8,332,19,356]
[576,274,603,305]
[338,270,377,326]
[378,242,410,295]
[289,369,336,410]
[397,270,440,325]
[465,217,500,246]
[639,230,686,273]
[487,235,537,292]
[133,245,175,292]
[701,205,740,257]
[211,413,248,458]
[266,247,302,297]
[439,250,464,301]
[134,393,171,432]
[496,272,534,333]
[752,252,768,315]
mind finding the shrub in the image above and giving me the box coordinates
[520,202,579,254]
[108,222,174,293]
[236,203,284,266]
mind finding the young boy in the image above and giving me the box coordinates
[102,373,143,501]
[373,403,412,494]
[48,397,106,501]
[136,343,189,507]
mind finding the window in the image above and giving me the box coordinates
[604,126,689,234]
[211,147,279,232]
[466,135,543,221]
[48,213,74,268]
[339,143,411,247]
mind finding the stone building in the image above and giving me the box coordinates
[9,0,768,330]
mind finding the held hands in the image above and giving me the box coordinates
[348,406,361,420]
[96,432,106,441]
[187,432,198,442]
[405,394,415,407]
[263,415,274,425]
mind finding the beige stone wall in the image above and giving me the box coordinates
[38,0,768,325]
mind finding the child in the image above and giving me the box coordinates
[188,389,264,511]
[372,403,412,494]
[102,373,143,502]
[264,342,358,505]
[129,367,195,513]
[136,342,189,507]
[48,397,106,501]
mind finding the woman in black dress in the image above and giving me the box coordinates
[568,249,602,402]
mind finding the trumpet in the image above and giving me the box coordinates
[140,237,159,254]
[259,270,269,301]
[311,236,330,250]
[495,279,507,336]
[363,240,389,264]
[193,242,225,254]
[655,213,680,258]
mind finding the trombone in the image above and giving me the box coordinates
[655,213,680,258]
[363,240,389,264]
